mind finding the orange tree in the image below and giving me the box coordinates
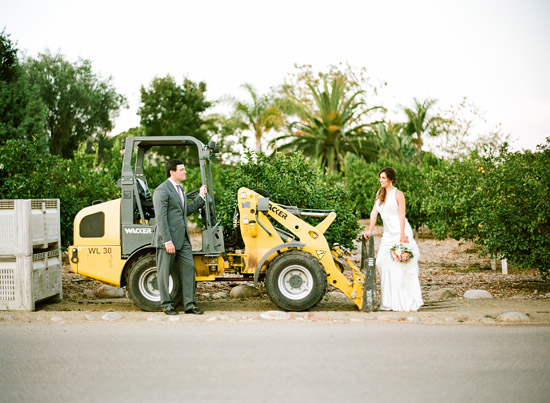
[479,141,550,278]
[422,140,550,279]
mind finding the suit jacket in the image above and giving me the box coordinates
[152,179,205,250]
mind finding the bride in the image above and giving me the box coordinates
[363,167,423,312]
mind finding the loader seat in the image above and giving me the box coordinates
[136,178,155,220]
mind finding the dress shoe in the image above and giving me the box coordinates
[164,309,179,315]
[184,307,204,315]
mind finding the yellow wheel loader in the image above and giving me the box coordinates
[69,136,376,312]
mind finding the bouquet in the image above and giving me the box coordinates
[390,243,414,262]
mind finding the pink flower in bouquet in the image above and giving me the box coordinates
[390,243,414,262]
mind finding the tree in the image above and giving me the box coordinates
[432,97,511,160]
[375,122,416,162]
[283,63,386,114]
[0,30,46,149]
[479,140,550,279]
[202,112,248,165]
[273,75,382,172]
[403,97,443,165]
[25,51,126,158]
[422,140,550,280]
[138,75,211,144]
[230,83,284,153]
[0,139,119,247]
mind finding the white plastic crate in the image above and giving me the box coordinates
[0,199,61,256]
[0,249,62,311]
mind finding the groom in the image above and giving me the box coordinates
[152,159,207,315]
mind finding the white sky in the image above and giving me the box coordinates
[1,0,549,151]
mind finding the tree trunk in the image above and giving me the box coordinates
[416,132,423,166]
[255,130,262,153]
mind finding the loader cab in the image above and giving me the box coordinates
[118,136,224,258]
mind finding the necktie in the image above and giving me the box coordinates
[176,185,184,206]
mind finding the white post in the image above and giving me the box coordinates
[501,258,508,275]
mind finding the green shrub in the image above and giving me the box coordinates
[344,155,439,229]
[422,153,489,241]
[480,141,549,278]
[422,139,550,279]
[0,139,118,248]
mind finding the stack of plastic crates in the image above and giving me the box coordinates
[0,199,62,310]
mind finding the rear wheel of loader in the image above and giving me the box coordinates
[127,253,183,312]
[265,250,326,311]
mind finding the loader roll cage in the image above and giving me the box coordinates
[118,136,223,257]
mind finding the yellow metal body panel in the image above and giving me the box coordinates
[70,199,125,287]
[331,245,365,309]
[237,187,365,309]
[237,188,283,273]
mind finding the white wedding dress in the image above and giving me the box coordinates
[375,188,423,312]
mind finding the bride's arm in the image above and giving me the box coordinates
[396,190,409,243]
[363,205,379,239]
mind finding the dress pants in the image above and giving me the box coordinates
[156,241,196,311]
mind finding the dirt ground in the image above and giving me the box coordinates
[5,222,550,324]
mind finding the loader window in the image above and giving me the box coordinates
[80,212,105,238]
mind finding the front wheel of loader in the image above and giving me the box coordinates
[126,253,183,312]
[265,250,327,311]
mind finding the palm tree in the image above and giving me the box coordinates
[375,122,416,162]
[232,83,284,153]
[403,98,443,165]
[272,76,383,172]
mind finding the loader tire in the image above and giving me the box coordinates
[126,253,183,312]
[265,250,327,311]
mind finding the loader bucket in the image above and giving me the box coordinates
[361,236,378,312]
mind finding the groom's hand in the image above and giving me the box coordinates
[199,184,207,198]
[164,241,175,254]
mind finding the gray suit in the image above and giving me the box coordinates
[152,179,205,311]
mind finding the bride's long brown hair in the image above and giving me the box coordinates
[375,167,397,204]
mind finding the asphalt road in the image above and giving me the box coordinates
[0,321,548,403]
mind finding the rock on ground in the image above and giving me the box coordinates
[496,312,530,322]
[260,311,291,320]
[230,285,260,298]
[327,291,350,301]
[95,285,125,299]
[428,288,458,301]
[83,289,96,299]
[101,312,122,321]
[464,289,493,299]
